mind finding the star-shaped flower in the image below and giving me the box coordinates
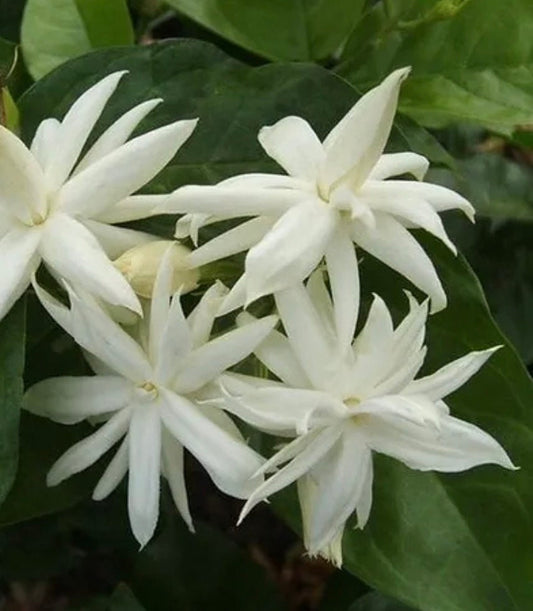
[23,251,277,546]
[218,272,515,566]
[0,71,197,320]
[167,68,472,320]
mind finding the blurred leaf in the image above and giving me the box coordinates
[0,300,25,509]
[132,508,285,610]
[1,88,20,131]
[166,0,366,61]
[319,570,369,610]
[0,0,26,42]
[348,591,414,611]
[21,0,134,79]
[341,0,533,133]
[0,37,17,84]
[108,583,147,610]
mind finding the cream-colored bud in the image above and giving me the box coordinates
[114,240,199,298]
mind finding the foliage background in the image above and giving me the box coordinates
[0,1,531,610]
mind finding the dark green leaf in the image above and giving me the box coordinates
[0,37,17,85]
[341,0,533,133]
[348,591,414,611]
[0,300,25,509]
[0,0,26,42]
[21,0,135,79]
[109,583,147,611]
[166,0,366,61]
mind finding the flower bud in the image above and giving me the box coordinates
[114,240,199,298]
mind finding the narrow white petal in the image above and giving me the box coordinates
[275,284,340,391]
[41,214,141,313]
[220,173,308,190]
[164,185,303,217]
[0,125,47,222]
[305,271,336,337]
[357,394,442,429]
[45,72,127,189]
[82,219,156,259]
[128,404,162,547]
[217,275,247,317]
[174,212,217,244]
[68,290,151,382]
[75,98,163,172]
[95,194,171,224]
[368,152,429,181]
[387,294,428,369]
[355,452,373,528]
[322,68,410,189]
[239,425,344,522]
[160,389,264,498]
[173,315,278,394]
[187,217,274,268]
[58,119,197,218]
[370,346,427,396]
[93,436,129,501]
[237,312,310,388]
[31,275,72,333]
[156,292,192,385]
[188,281,228,348]
[148,246,174,363]
[258,116,325,181]
[0,228,40,321]
[324,227,359,350]
[307,428,372,554]
[405,348,500,400]
[365,180,474,221]
[362,412,516,472]
[245,201,338,303]
[350,213,447,313]
[161,433,194,532]
[23,375,132,424]
[47,407,131,486]
[30,118,61,171]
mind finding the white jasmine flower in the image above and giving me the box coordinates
[114,240,200,298]
[166,68,473,317]
[0,71,197,320]
[23,251,277,547]
[219,272,514,566]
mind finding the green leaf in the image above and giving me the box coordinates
[0,0,26,42]
[0,37,17,85]
[0,300,25,509]
[108,583,147,611]
[21,0,134,79]
[166,0,366,61]
[132,507,286,610]
[340,0,533,133]
[348,591,414,611]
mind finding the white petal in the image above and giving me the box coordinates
[324,226,359,350]
[370,346,427,397]
[93,436,129,501]
[148,246,174,363]
[275,284,340,391]
[0,228,40,320]
[75,98,163,172]
[245,200,338,303]
[30,118,61,171]
[82,219,156,259]
[161,432,194,532]
[237,311,310,388]
[174,212,217,244]
[258,116,325,181]
[350,212,447,313]
[357,394,442,429]
[405,348,500,400]
[359,183,457,252]
[362,412,516,472]
[23,375,132,424]
[31,275,72,333]
[322,68,410,190]
[355,452,373,528]
[41,214,141,313]
[0,125,47,223]
[160,389,264,498]
[187,217,274,268]
[95,194,171,224]
[68,289,151,382]
[220,382,345,435]
[365,180,474,221]
[220,172,308,190]
[239,425,344,522]
[128,404,161,547]
[305,271,336,337]
[306,428,372,554]
[217,275,247,317]
[47,407,131,486]
[188,281,228,348]
[368,152,429,181]
[45,71,127,189]
[173,315,278,394]
[165,185,303,217]
[58,119,198,218]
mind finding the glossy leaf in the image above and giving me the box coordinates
[21,0,134,79]
[166,0,366,61]
[0,300,25,510]
[340,0,533,133]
